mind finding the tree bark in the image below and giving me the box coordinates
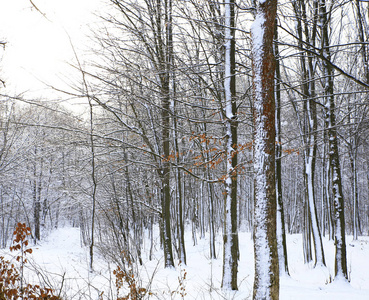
[251,0,279,299]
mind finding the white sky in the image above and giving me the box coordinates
[0,0,105,101]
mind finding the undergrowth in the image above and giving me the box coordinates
[112,256,187,300]
[1,224,188,300]
[0,222,61,299]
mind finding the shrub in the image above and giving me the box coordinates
[0,223,61,299]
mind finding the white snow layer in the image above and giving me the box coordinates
[1,227,369,299]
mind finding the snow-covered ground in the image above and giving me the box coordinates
[2,227,369,299]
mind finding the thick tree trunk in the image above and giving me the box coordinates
[251,0,279,299]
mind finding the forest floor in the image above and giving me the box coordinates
[1,226,369,299]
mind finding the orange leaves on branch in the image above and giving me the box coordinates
[161,151,183,163]
[10,223,31,253]
[275,140,300,156]
[237,141,253,152]
[10,223,31,254]
[114,264,147,300]
[208,153,225,170]
[189,133,218,145]
[187,134,255,173]
[0,222,61,299]
[283,148,300,155]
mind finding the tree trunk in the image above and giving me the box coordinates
[88,98,97,272]
[157,0,175,269]
[33,146,42,243]
[305,158,326,266]
[355,0,369,84]
[124,150,143,265]
[222,0,239,291]
[33,178,41,242]
[208,180,217,259]
[251,0,279,299]
[292,0,325,267]
[303,203,313,263]
[325,145,334,240]
[351,152,360,240]
[160,123,174,268]
[325,104,348,279]
[319,0,348,280]
[274,18,289,276]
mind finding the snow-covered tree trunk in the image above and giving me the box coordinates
[324,99,348,280]
[305,147,326,266]
[251,0,279,299]
[319,0,348,280]
[222,0,239,290]
[292,0,325,267]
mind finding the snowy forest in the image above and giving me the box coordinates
[0,0,369,299]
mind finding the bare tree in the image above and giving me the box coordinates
[291,0,326,267]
